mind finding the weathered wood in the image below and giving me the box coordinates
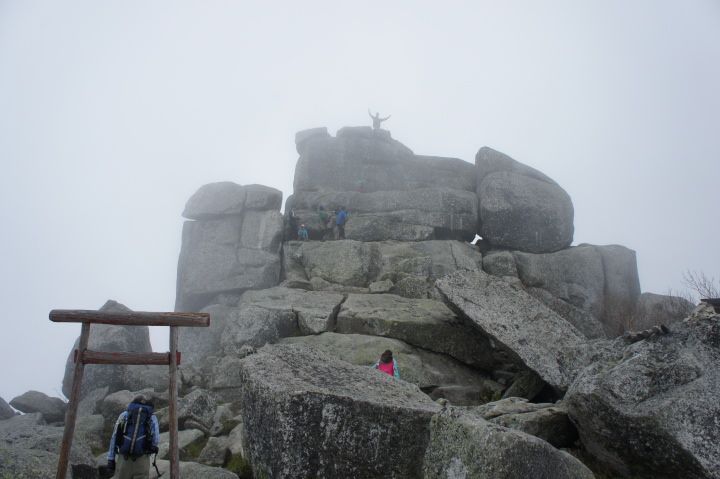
[56,322,90,479]
[79,350,181,366]
[49,310,210,327]
[169,325,180,478]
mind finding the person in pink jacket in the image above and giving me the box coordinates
[373,350,400,379]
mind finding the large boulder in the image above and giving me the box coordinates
[422,407,593,478]
[62,300,153,399]
[0,447,70,478]
[476,397,579,448]
[595,244,642,331]
[436,269,589,393]
[288,188,478,242]
[283,239,382,288]
[280,332,492,405]
[183,182,282,220]
[282,239,484,299]
[632,292,695,331]
[565,310,720,479]
[476,147,574,253]
[9,391,67,424]
[293,127,474,193]
[336,293,493,369]
[0,413,97,478]
[238,343,441,478]
[181,287,345,365]
[234,287,345,335]
[513,245,607,331]
[175,182,283,313]
[288,128,478,241]
[0,397,16,420]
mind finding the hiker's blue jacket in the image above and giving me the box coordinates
[336,210,348,225]
[108,409,160,460]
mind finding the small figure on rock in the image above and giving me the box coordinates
[336,207,348,239]
[355,179,366,192]
[108,394,161,479]
[318,205,333,240]
[373,349,400,379]
[368,110,391,130]
[297,224,309,242]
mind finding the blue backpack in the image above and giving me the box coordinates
[117,402,155,457]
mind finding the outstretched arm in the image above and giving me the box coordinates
[368,109,373,118]
[381,115,391,121]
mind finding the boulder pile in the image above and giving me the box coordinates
[5,127,709,478]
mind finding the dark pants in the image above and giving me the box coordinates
[337,224,345,239]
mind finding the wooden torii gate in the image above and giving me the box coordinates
[49,309,210,479]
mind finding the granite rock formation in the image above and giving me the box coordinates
[565,306,720,478]
[16,126,702,478]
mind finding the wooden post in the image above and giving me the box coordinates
[56,322,90,479]
[50,310,209,479]
[169,325,180,478]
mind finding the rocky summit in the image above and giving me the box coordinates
[5,127,713,478]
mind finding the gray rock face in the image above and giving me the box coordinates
[476,147,574,253]
[477,398,579,448]
[632,292,694,331]
[176,215,283,312]
[289,129,478,241]
[0,447,70,479]
[436,269,589,393]
[0,413,96,478]
[150,459,240,478]
[280,333,492,406]
[176,182,284,313]
[285,239,382,288]
[423,407,593,478]
[595,244,642,329]
[514,246,604,318]
[288,188,478,242]
[238,343,441,478]
[183,182,282,220]
[336,293,493,369]
[565,315,720,479]
[512,244,644,336]
[236,287,345,335]
[0,396,17,420]
[9,390,67,424]
[283,239,484,300]
[62,300,153,399]
[177,389,217,430]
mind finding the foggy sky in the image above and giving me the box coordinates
[1,1,719,402]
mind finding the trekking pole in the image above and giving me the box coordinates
[153,453,164,478]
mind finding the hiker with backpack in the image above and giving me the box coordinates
[107,394,161,478]
[372,350,400,379]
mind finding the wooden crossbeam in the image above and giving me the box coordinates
[75,350,181,365]
[49,310,210,327]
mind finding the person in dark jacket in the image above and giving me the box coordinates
[336,207,348,239]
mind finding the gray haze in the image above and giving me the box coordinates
[1,1,719,402]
